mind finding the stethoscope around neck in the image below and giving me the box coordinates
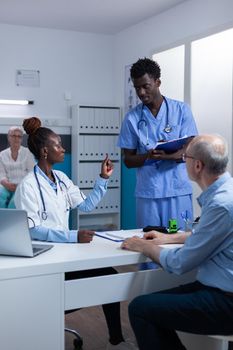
[33,166,68,221]
[137,96,172,147]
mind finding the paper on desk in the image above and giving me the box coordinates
[159,244,183,249]
[95,230,143,242]
[95,231,183,249]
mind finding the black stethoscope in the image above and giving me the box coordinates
[137,96,172,147]
[34,166,68,221]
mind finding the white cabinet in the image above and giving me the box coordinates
[0,274,64,350]
[71,105,121,231]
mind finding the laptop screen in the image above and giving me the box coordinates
[0,209,53,257]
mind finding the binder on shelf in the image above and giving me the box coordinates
[71,104,121,231]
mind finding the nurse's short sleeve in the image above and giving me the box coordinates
[180,103,198,138]
[117,113,139,150]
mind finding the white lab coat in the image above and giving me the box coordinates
[15,170,87,230]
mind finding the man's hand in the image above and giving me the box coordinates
[121,236,147,252]
[121,230,189,263]
[78,230,95,243]
[144,230,189,244]
[143,231,174,244]
[121,236,162,264]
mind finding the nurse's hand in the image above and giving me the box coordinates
[78,230,95,243]
[100,153,114,179]
[148,148,183,161]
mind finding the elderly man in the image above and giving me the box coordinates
[0,126,35,208]
[122,134,233,350]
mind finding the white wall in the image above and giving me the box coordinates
[113,0,233,105]
[0,0,232,123]
[0,24,114,120]
[114,0,233,223]
[0,0,232,121]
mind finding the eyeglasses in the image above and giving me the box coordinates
[182,153,195,162]
[9,134,23,138]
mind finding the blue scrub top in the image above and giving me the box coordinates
[117,97,198,199]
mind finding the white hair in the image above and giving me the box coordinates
[190,134,228,175]
[8,126,23,136]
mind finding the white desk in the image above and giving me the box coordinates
[0,236,196,350]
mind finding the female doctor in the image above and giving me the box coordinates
[14,116,113,243]
[14,117,136,350]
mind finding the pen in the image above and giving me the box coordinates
[180,211,193,231]
[106,232,124,240]
[181,212,200,225]
[180,211,189,224]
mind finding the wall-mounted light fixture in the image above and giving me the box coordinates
[0,99,34,105]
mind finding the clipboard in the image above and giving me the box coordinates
[155,135,194,153]
[144,135,195,165]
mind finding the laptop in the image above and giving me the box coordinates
[0,209,53,257]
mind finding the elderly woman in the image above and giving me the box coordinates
[0,126,35,208]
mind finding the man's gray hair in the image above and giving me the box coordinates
[190,134,228,175]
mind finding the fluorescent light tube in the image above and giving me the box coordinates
[0,99,34,105]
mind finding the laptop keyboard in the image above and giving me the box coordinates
[32,246,43,254]
[31,243,53,256]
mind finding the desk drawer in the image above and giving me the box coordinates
[64,269,196,310]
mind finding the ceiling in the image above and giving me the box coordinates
[0,0,188,35]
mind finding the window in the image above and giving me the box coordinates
[152,45,185,100]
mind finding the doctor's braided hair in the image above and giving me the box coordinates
[130,57,161,80]
[23,116,55,160]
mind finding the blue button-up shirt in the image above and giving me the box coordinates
[160,172,233,292]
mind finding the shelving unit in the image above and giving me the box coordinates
[71,105,121,231]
